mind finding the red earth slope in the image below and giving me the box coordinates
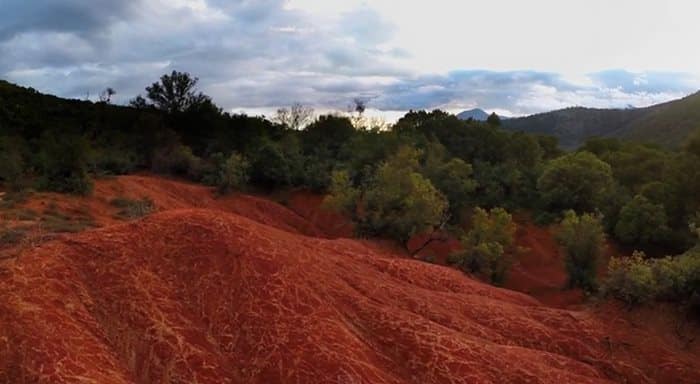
[1,176,699,383]
[1,207,698,383]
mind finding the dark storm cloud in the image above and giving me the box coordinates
[1,1,698,116]
[0,0,139,40]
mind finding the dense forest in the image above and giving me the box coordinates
[1,72,699,312]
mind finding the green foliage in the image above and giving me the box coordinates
[423,157,477,221]
[90,147,140,176]
[361,147,448,243]
[450,207,516,284]
[151,144,203,180]
[537,151,614,213]
[212,153,250,194]
[603,247,700,311]
[614,195,670,246]
[0,136,26,189]
[603,251,657,305]
[323,170,360,215]
[249,137,302,188]
[37,131,93,195]
[557,210,605,291]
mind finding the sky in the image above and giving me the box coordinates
[1,0,699,118]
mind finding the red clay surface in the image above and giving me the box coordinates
[1,176,699,383]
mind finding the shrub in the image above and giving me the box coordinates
[557,210,605,291]
[0,225,29,246]
[37,131,93,195]
[151,144,203,180]
[603,251,657,305]
[214,153,250,194]
[602,246,700,311]
[450,207,516,284]
[323,170,360,215]
[91,148,139,175]
[0,136,26,189]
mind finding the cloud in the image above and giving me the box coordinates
[1,1,699,118]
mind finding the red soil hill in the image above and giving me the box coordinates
[1,176,698,383]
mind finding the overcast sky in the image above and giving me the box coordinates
[1,0,699,118]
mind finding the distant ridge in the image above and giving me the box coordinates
[502,91,700,149]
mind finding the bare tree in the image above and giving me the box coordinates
[99,87,116,103]
[352,98,366,116]
[275,103,314,130]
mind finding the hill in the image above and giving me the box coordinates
[457,108,490,121]
[503,92,700,149]
[1,175,699,383]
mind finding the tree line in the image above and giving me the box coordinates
[0,71,698,312]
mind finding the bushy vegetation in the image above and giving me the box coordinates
[449,207,516,284]
[2,73,700,301]
[604,248,700,310]
[556,211,605,291]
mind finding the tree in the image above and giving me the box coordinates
[614,195,670,246]
[99,87,116,103]
[129,95,149,109]
[450,207,516,284]
[557,211,605,291]
[213,153,250,194]
[323,170,360,217]
[424,157,477,221]
[537,151,614,213]
[145,70,211,113]
[275,103,314,130]
[249,136,303,188]
[486,112,501,126]
[360,147,448,243]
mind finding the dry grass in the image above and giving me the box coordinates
[110,197,155,219]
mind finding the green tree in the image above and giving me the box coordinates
[423,156,477,221]
[361,147,448,243]
[323,170,360,216]
[214,153,250,194]
[144,71,211,113]
[614,195,670,246]
[557,210,605,291]
[450,207,516,284]
[537,151,614,213]
[486,112,501,126]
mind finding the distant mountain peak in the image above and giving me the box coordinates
[457,108,489,121]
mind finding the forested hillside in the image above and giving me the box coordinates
[1,73,699,312]
[504,91,700,148]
